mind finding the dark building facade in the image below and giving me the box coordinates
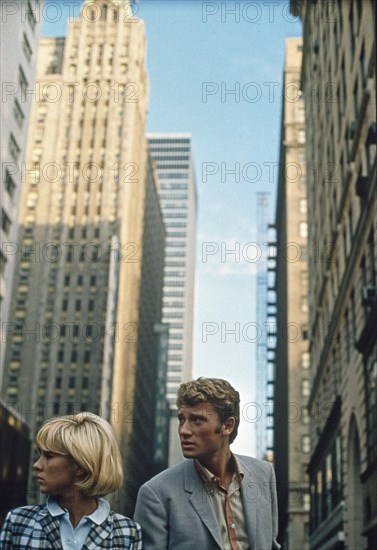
[293,1,376,548]
[0,402,31,526]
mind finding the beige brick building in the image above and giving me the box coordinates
[293,1,376,548]
[2,0,167,515]
[274,37,310,550]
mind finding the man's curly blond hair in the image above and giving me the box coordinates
[176,377,240,443]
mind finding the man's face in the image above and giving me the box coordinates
[177,402,232,461]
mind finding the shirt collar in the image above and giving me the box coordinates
[195,453,244,487]
[46,497,110,525]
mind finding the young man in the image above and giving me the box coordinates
[134,377,280,550]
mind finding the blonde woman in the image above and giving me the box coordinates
[0,412,142,549]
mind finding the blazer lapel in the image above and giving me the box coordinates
[39,511,64,550]
[184,461,223,549]
[238,456,257,550]
[82,517,113,549]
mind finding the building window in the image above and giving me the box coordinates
[18,65,29,97]
[26,0,37,31]
[301,379,310,397]
[366,344,377,464]
[22,32,33,61]
[1,209,11,234]
[299,222,308,238]
[301,296,309,313]
[13,100,25,128]
[298,129,305,143]
[301,351,310,370]
[299,198,307,214]
[8,134,20,161]
[5,169,16,198]
[0,249,8,274]
[302,435,310,453]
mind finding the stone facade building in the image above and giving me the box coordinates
[293,1,376,548]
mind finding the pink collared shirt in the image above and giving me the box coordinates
[195,455,250,550]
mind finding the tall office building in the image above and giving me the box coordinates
[274,37,310,550]
[148,133,197,464]
[0,0,43,384]
[254,191,274,461]
[2,0,167,516]
[293,1,376,548]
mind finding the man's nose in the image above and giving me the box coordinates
[179,421,192,436]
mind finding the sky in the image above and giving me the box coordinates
[42,0,302,456]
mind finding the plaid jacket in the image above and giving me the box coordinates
[0,504,142,549]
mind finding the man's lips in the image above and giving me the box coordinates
[181,441,195,447]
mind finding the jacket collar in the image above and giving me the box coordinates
[36,501,113,550]
[183,455,258,550]
[38,508,64,550]
[184,460,223,548]
[82,515,114,550]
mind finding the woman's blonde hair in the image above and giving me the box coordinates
[36,412,123,497]
[176,377,240,443]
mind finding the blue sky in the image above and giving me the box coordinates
[42,0,302,456]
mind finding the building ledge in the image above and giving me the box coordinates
[310,501,345,550]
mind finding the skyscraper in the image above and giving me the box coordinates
[274,37,310,550]
[254,191,274,461]
[0,0,44,383]
[148,133,197,464]
[2,0,166,515]
[293,1,376,548]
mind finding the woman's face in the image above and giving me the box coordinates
[34,450,82,497]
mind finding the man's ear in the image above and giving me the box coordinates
[222,416,236,437]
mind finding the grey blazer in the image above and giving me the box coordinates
[134,454,281,550]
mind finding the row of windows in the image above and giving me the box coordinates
[310,433,342,532]
[164,280,185,287]
[165,261,186,267]
[166,232,187,238]
[160,194,188,201]
[165,222,187,228]
[166,241,186,248]
[164,213,188,219]
[164,270,185,278]
[165,250,186,257]
[162,203,187,210]
[163,291,185,298]
[150,147,190,153]
[156,164,190,170]
[160,184,188,191]
[158,173,189,179]
[149,139,190,144]
[151,156,189,161]
[163,302,183,309]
